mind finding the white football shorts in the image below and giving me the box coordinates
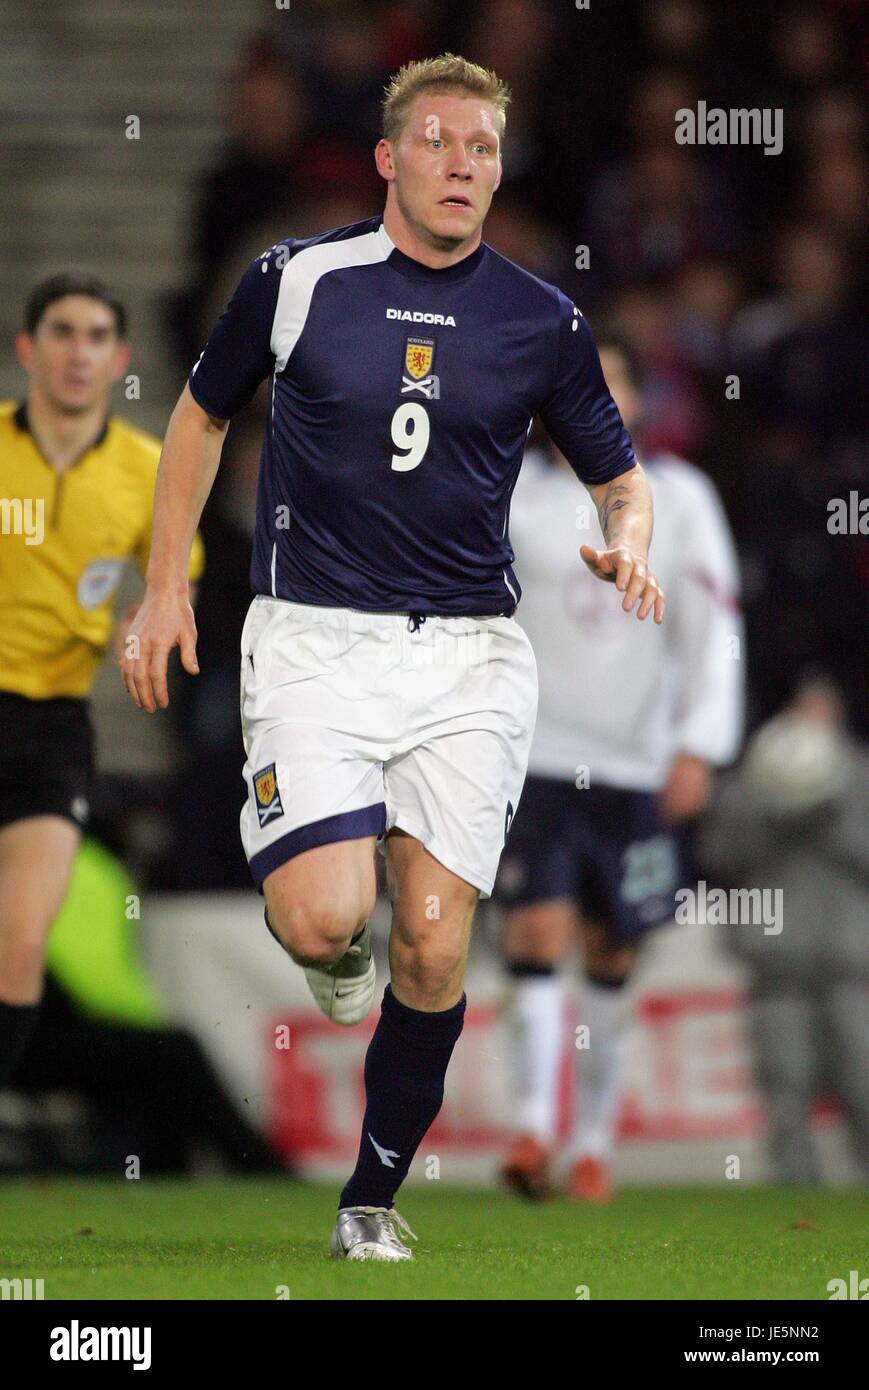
[238,595,538,898]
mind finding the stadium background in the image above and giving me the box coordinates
[1,0,866,1188]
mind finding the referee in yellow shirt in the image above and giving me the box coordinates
[0,273,204,1087]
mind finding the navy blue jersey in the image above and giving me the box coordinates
[188,215,636,616]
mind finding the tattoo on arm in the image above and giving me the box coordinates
[597,482,631,544]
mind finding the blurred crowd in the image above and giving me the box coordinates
[154,0,867,890]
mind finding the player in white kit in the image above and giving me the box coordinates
[496,337,743,1200]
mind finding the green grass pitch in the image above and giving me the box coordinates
[1,1178,866,1300]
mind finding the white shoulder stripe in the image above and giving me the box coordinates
[271,224,394,372]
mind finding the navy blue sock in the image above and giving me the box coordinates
[507,959,556,978]
[339,984,466,1210]
[0,999,40,1089]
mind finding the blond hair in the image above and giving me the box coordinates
[382,53,511,145]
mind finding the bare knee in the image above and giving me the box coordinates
[266,899,364,968]
[583,950,634,986]
[391,932,466,1010]
[580,919,635,985]
[503,901,576,965]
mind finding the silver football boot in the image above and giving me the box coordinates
[330,1206,417,1261]
[303,919,376,1026]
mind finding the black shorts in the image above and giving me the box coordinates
[494,774,685,944]
[0,691,94,831]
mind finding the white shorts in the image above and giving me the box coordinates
[238,595,538,898]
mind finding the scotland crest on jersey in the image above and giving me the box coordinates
[402,337,439,399]
[405,337,435,379]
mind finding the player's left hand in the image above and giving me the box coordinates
[579,545,665,623]
[661,753,712,823]
[119,584,199,713]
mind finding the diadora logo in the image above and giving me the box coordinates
[387,308,456,326]
[368,1132,399,1168]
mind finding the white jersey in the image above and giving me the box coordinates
[509,449,744,790]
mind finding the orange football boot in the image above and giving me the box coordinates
[500,1133,552,1200]
[568,1154,614,1203]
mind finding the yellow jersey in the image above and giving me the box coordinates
[0,401,205,699]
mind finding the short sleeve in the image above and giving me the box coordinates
[538,293,637,486]
[187,250,284,420]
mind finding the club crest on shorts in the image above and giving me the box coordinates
[253,763,284,827]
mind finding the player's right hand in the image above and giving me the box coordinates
[120,585,199,713]
[579,544,665,623]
